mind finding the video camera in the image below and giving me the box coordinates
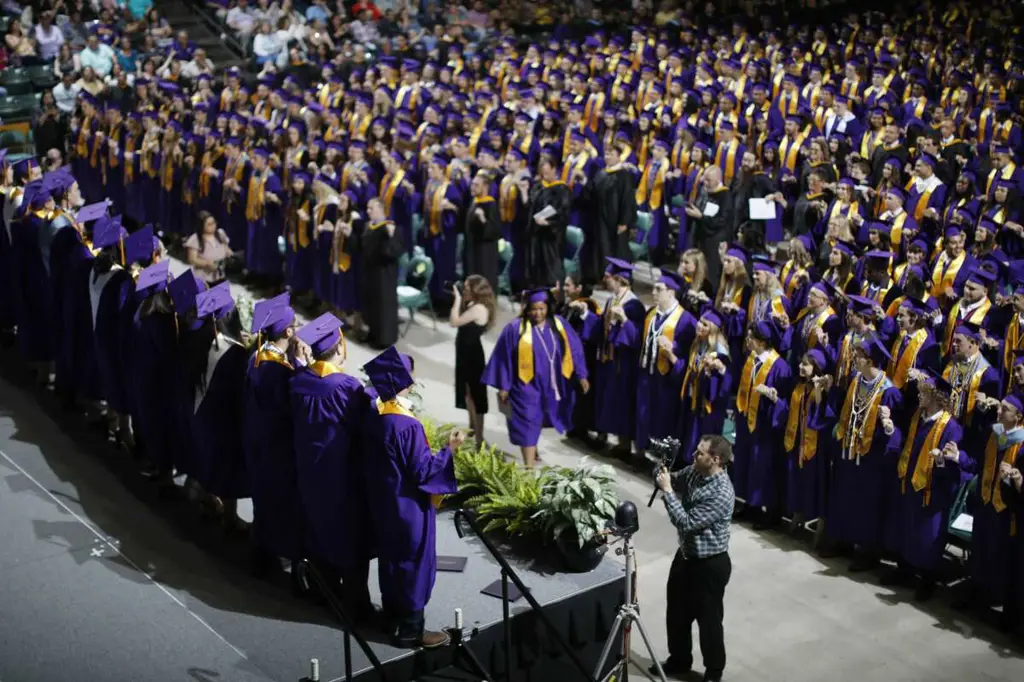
[646,437,681,507]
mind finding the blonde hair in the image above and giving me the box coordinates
[681,248,708,293]
[714,257,749,308]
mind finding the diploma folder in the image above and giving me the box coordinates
[436,555,468,572]
[481,579,527,602]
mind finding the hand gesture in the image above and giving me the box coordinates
[580,378,591,394]
[879,405,891,420]
[297,209,310,222]
[881,417,895,435]
[908,368,925,383]
[498,390,509,404]
[448,429,467,450]
[656,468,673,493]
[569,300,587,313]
[684,205,703,218]
[535,216,549,226]
[341,223,352,237]
[763,386,779,403]
[611,305,627,322]
[815,328,828,347]
[474,207,486,222]
[942,441,960,462]
[386,222,396,237]
[657,336,674,352]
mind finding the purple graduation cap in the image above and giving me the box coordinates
[658,270,686,291]
[752,319,779,348]
[604,256,634,281]
[363,346,415,402]
[523,288,551,305]
[92,214,128,258]
[1009,259,1024,288]
[753,258,779,274]
[251,292,295,336]
[700,309,723,328]
[1005,392,1024,413]
[805,348,828,371]
[296,312,344,357]
[1013,350,1024,368]
[725,242,750,264]
[953,320,982,342]
[135,259,171,298]
[899,297,928,317]
[858,334,892,367]
[168,269,201,315]
[967,264,997,288]
[885,186,906,202]
[195,281,235,320]
[124,225,156,265]
[846,295,881,318]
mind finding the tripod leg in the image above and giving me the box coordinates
[629,614,669,682]
[593,611,627,680]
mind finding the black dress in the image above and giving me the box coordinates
[360,220,404,349]
[455,321,488,413]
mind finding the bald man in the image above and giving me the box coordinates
[684,165,735,291]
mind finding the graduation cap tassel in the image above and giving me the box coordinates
[118,236,126,267]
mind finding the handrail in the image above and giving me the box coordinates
[301,559,390,682]
[453,508,599,682]
[177,0,246,58]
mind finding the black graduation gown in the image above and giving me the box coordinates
[525,180,571,288]
[692,186,736,291]
[360,221,405,349]
[581,167,637,284]
[464,198,501,293]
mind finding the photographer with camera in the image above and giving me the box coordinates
[651,434,735,682]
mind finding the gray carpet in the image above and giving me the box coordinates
[0,376,622,682]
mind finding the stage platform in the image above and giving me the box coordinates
[0,363,625,682]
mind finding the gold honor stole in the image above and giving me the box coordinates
[779,130,809,173]
[254,347,293,369]
[986,162,1017,195]
[897,409,953,506]
[859,129,882,159]
[929,250,966,297]
[123,135,136,184]
[583,92,605,131]
[836,374,890,459]
[76,116,92,159]
[747,292,787,326]
[942,299,990,355]
[561,152,590,188]
[671,142,690,174]
[426,181,450,236]
[377,398,445,510]
[517,318,573,383]
[288,198,311,250]
[942,361,986,425]
[794,306,835,350]
[981,434,1023,535]
[380,169,406,215]
[199,150,222,197]
[106,124,121,169]
[736,349,780,432]
[349,114,371,139]
[889,211,909,251]
[245,172,269,222]
[903,179,936,222]
[713,140,740,184]
[635,160,668,209]
[513,132,534,157]
[780,261,805,298]
[887,328,929,388]
[499,176,518,222]
[641,305,685,375]
[784,382,818,466]
[1004,316,1024,373]
[160,149,177,192]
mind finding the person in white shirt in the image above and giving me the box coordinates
[252,21,284,65]
[181,48,216,79]
[227,0,258,41]
[52,72,82,114]
[34,11,66,61]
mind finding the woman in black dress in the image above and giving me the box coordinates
[450,274,496,449]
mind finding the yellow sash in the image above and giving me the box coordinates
[783,382,819,466]
[679,345,720,414]
[426,181,449,236]
[897,409,953,506]
[736,350,780,431]
[499,176,518,222]
[942,362,985,424]
[929,250,966,297]
[713,139,740,184]
[287,198,311,250]
[835,374,888,458]
[560,152,590,188]
[635,159,668,209]
[795,306,834,350]
[981,434,1022,534]
[779,130,809,172]
[889,211,908,251]
[943,299,990,355]
[308,360,345,377]
[1005,315,1024,373]
[245,172,269,222]
[517,318,573,384]
[887,328,929,388]
[380,169,406,215]
[641,305,685,375]
[199,149,223,197]
[254,348,293,369]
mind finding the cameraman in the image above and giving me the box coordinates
[651,434,735,682]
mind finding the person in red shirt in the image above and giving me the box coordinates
[350,0,382,21]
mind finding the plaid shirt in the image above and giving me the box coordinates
[662,466,734,559]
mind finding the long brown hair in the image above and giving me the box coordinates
[681,248,708,294]
[463,274,497,330]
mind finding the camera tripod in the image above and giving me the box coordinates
[593,533,668,682]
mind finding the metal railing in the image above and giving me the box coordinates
[176,0,247,59]
[453,509,598,682]
[300,559,389,682]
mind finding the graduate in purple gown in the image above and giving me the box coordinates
[883,371,968,601]
[827,335,903,571]
[289,313,374,618]
[12,181,57,376]
[245,295,304,581]
[732,320,792,527]
[677,310,733,467]
[167,269,206,479]
[284,171,315,296]
[361,346,461,649]
[378,152,420,256]
[244,147,285,284]
[89,215,133,436]
[184,283,251,528]
[130,260,177,477]
[784,349,836,525]
[420,153,463,300]
[481,288,590,468]
[585,257,647,458]
[787,281,841,366]
[962,395,1024,628]
[633,270,696,454]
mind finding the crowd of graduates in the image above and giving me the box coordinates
[4,0,1024,651]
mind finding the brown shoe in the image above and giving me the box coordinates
[419,630,451,648]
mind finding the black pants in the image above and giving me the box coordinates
[666,551,731,677]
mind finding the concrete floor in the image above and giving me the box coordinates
[2,257,1023,682]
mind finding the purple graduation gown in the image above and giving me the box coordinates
[130,308,179,472]
[246,170,285,276]
[191,339,250,499]
[589,296,647,439]
[634,306,697,451]
[90,267,132,413]
[481,315,589,447]
[363,403,458,614]
[827,379,903,550]
[885,413,968,571]
[677,342,733,466]
[13,212,55,361]
[289,366,373,570]
[244,350,302,559]
[51,224,98,401]
[785,384,835,520]
[732,355,792,509]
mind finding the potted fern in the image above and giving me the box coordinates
[532,459,618,572]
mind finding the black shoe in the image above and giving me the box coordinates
[848,556,880,573]
[702,675,723,682]
[649,658,691,678]
[914,581,937,602]
[880,567,913,587]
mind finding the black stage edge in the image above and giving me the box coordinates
[0,347,626,682]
